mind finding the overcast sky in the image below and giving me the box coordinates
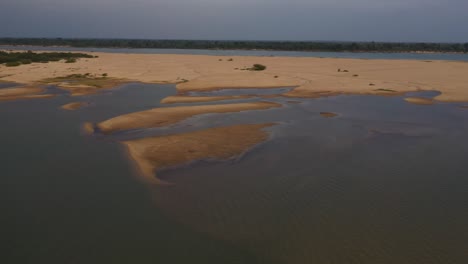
[1,0,467,42]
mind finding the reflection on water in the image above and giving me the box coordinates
[1,83,468,263]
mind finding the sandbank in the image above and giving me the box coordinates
[61,102,87,110]
[123,123,274,184]
[97,101,281,134]
[320,112,338,118]
[404,97,435,105]
[0,87,54,101]
[161,95,253,104]
[1,52,468,102]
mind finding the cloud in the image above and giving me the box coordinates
[1,0,467,42]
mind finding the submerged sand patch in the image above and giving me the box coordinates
[161,95,253,104]
[404,97,435,105]
[320,112,338,118]
[0,87,55,101]
[123,123,275,185]
[97,101,281,134]
[61,102,87,110]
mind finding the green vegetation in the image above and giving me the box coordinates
[249,64,267,71]
[42,73,113,88]
[0,51,94,66]
[374,88,397,92]
[5,61,21,67]
[1,38,468,53]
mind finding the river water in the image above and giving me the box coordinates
[1,60,468,263]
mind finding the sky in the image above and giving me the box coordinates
[1,0,467,42]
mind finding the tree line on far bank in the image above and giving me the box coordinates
[0,51,95,66]
[1,38,468,53]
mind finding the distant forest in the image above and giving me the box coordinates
[1,38,468,53]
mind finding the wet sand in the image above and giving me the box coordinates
[0,86,55,101]
[1,52,468,102]
[404,97,435,105]
[96,101,281,134]
[123,123,274,184]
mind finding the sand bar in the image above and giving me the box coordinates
[1,52,468,102]
[123,123,274,184]
[97,101,281,134]
[320,112,338,118]
[404,97,435,105]
[61,102,87,110]
[161,95,253,104]
[0,87,54,101]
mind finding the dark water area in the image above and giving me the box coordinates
[0,82,20,89]
[1,83,468,263]
[2,45,468,61]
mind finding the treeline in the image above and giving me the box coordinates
[0,51,95,66]
[1,38,468,53]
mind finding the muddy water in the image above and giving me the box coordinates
[1,83,468,264]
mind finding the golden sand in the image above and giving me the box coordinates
[404,97,435,105]
[161,95,253,104]
[61,102,87,110]
[123,123,274,184]
[1,52,467,102]
[97,101,281,134]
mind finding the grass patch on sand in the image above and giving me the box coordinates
[41,74,127,96]
[374,88,397,92]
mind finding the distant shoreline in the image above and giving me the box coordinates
[0,38,467,54]
[1,44,466,55]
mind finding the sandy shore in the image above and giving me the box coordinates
[1,52,468,102]
[123,123,274,184]
[96,101,281,134]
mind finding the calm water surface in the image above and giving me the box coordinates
[1,82,468,263]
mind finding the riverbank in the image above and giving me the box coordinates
[1,51,467,102]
